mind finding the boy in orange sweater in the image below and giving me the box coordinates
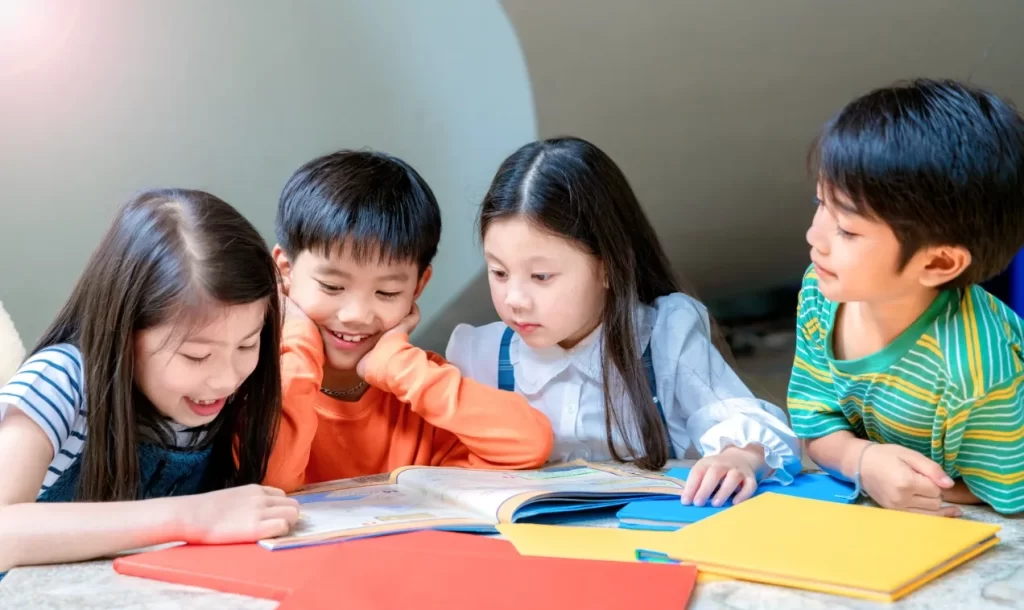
[264,150,554,491]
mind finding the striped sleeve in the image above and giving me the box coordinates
[946,376,1024,515]
[0,345,84,456]
[787,268,851,439]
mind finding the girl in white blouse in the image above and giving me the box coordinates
[447,136,802,507]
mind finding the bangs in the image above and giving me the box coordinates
[150,281,270,353]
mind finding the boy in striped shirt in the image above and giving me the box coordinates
[789,79,1024,516]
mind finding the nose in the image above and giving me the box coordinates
[207,361,243,396]
[504,281,531,311]
[335,295,374,328]
[806,205,829,256]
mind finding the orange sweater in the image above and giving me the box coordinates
[264,320,554,492]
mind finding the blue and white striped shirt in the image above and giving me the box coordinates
[0,344,202,498]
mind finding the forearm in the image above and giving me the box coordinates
[942,479,984,505]
[263,321,324,491]
[805,430,872,481]
[0,497,186,571]
[366,334,553,468]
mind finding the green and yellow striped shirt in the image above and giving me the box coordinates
[788,265,1024,515]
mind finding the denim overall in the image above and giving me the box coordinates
[0,443,211,580]
[37,442,213,502]
[496,326,676,459]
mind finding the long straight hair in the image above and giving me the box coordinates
[481,136,697,470]
[34,188,282,501]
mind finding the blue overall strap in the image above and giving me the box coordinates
[643,343,676,459]
[497,326,516,391]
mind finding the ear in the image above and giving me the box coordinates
[599,260,609,289]
[414,265,433,299]
[917,245,971,288]
[272,245,293,294]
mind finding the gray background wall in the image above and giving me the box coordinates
[416,0,1024,352]
[0,0,534,346]
[4,0,1024,356]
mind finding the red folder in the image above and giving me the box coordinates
[114,531,697,609]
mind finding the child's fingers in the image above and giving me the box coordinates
[731,474,758,504]
[907,504,963,518]
[906,493,943,513]
[691,466,724,506]
[901,450,954,489]
[255,518,293,540]
[710,470,744,507]
[264,503,301,524]
[679,465,707,504]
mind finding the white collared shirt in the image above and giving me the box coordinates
[446,293,802,482]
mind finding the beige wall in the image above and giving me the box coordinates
[416,0,1024,352]
[0,0,535,345]
[501,0,1024,297]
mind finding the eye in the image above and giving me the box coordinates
[239,342,259,352]
[377,291,400,300]
[489,268,507,280]
[182,354,210,364]
[316,280,343,293]
[532,273,553,282]
[836,226,856,239]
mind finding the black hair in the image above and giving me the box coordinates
[480,136,706,470]
[275,150,442,274]
[810,78,1024,286]
[35,188,282,501]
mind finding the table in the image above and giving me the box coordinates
[2,469,1023,609]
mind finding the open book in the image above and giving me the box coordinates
[261,462,684,550]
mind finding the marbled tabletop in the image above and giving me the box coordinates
[2,468,1022,610]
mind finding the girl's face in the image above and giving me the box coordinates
[483,216,606,350]
[133,299,268,428]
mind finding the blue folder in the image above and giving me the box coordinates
[616,467,856,531]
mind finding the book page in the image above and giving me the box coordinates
[260,482,491,550]
[394,463,683,522]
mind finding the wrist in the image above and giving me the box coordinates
[722,443,770,475]
[839,437,874,481]
[161,495,200,544]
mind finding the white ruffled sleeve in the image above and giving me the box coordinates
[654,294,802,484]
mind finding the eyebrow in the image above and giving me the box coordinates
[314,266,410,282]
[485,252,557,266]
[185,322,264,346]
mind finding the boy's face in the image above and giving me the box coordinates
[274,243,429,374]
[805,183,937,304]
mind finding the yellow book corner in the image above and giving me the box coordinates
[496,524,726,583]
[661,492,1000,602]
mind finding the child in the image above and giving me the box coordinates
[447,137,803,507]
[0,189,299,573]
[789,78,1024,516]
[265,150,553,491]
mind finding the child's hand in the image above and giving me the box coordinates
[355,304,421,378]
[181,484,300,544]
[941,479,983,505]
[859,444,961,517]
[680,444,766,507]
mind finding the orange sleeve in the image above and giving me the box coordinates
[263,319,324,492]
[363,333,553,469]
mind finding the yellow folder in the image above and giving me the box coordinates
[495,524,727,582]
[663,492,1001,602]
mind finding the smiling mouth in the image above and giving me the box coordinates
[330,330,370,343]
[189,398,220,406]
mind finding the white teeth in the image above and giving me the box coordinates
[336,332,368,343]
[190,398,217,405]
